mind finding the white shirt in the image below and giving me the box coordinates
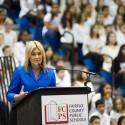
[82,36,103,56]
[109,2,118,17]
[104,16,114,26]
[13,41,28,66]
[0,44,4,57]
[42,13,62,36]
[73,23,90,44]
[90,111,110,125]
[0,30,17,50]
[75,81,95,101]
[89,93,113,116]
[19,0,36,17]
[116,31,125,47]
[110,110,125,124]
[58,25,74,44]
[56,70,71,87]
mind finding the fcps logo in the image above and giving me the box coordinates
[45,100,69,124]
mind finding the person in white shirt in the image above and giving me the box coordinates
[53,55,71,87]
[42,4,62,52]
[90,99,110,125]
[82,24,103,72]
[110,96,125,125]
[74,66,95,102]
[84,3,96,26]
[95,13,105,36]
[113,14,123,33]
[102,5,114,26]
[0,17,17,50]
[0,33,4,56]
[101,32,120,72]
[13,30,29,66]
[100,24,113,46]
[89,83,113,116]
[116,23,125,47]
[73,12,90,46]
[109,0,123,17]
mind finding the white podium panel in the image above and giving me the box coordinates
[41,94,88,125]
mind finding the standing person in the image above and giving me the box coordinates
[7,41,56,125]
[13,30,29,66]
[0,8,6,30]
[110,96,125,125]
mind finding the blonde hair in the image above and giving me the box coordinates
[4,17,13,25]
[25,41,46,73]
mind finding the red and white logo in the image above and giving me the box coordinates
[45,100,69,124]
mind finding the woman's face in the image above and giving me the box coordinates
[30,48,42,67]
[67,0,73,5]
[93,25,99,34]
[81,13,86,22]
[116,15,123,25]
[45,47,53,59]
[66,12,71,20]
[116,99,123,112]
[121,118,125,125]
[103,84,112,96]
[108,33,116,45]
[99,0,104,7]
[85,4,92,14]
[119,6,125,15]
[82,0,88,5]
[97,14,104,24]
[20,31,29,42]
[52,4,59,14]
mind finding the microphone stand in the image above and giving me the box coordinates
[38,63,102,93]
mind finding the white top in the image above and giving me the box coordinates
[109,2,118,17]
[13,41,28,66]
[42,13,62,36]
[101,45,120,72]
[75,81,95,101]
[82,35,103,56]
[110,110,125,124]
[100,34,107,46]
[56,70,71,87]
[19,0,36,17]
[58,25,74,44]
[90,110,110,125]
[116,31,125,47]
[73,23,90,44]
[0,30,17,50]
[104,16,114,26]
[89,93,113,116]
[101,45,120,60]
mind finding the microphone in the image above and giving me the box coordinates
[38,63,96,75]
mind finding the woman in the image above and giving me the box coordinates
[82,24,103,72]
[110,96,125,125]
[89,83,112,116]
[75,66,95,102]
[7,41,56,124]
[13,30,29,66]
[101,32,120,72]
[113,44,125,86]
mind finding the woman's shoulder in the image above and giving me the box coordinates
[14,66,25,72]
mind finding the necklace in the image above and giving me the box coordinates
[33,71,40,76]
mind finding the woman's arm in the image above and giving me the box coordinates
[44,22,59,31]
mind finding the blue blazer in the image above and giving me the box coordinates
[7,66,56,104]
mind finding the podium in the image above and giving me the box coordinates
[12,87,91,125]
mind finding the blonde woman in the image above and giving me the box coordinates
[7,41,56,103]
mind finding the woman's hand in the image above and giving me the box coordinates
[13,86,28,102]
